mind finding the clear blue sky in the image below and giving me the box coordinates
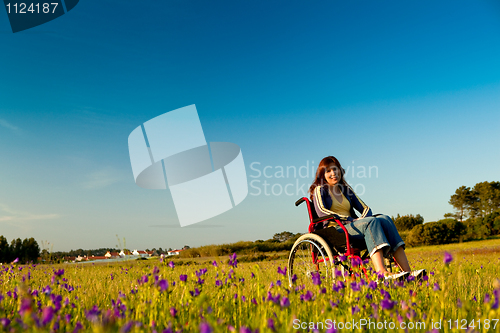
[1,0,499,251]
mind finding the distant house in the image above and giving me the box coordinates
[167,249,182,256]
[89,255,107,260]
[132,250,149,258]
[105,251,120,259]
[76,255,86,262]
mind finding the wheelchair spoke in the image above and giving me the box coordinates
[288,238,331,287]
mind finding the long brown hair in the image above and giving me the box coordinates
[309,156,348,200]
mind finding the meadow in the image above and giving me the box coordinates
[1,239,499,332]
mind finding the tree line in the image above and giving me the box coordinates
[400,181,500,246]
[0,236,40,263]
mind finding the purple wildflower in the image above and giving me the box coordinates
[484,293,491,303]
[251,298,257,305]
[54,269,65,276]
[200,322,212,333]
[351,257,362,267]
[0,318,11,328]
[267,318,276,331]
[19,298,32,316]
[433,283,440,291]
[291,274,297,284]
[158,279,168,292]
[86,305,101,322]
[300,290,314,301]
[350,282,360,292]
[189,288,200,297]
[239,326,252,333]
[215,280,222,287]
[276,280,281,287]
[444,252,453,264]
[42,285,51,295]
[179,274,187,282]
[368,280,377,290]
[12,258,19,264]
[41,306,54,326]
[280,297,290,307]
[380,289,391,299]
[277,266,287,275]
[338,255,347,262]
[311,272,321,286]
[73,322,83,333]
[326,326,338,333]
[121,321,134,333]
[212,260,218,267]
[228,253,238,268]
[170,307,177,317]
[351,305,360,314]
[380,298,396,310]
[492,289,499,309]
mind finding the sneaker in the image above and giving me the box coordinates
[384,271,410,281]
[410,269,427,280]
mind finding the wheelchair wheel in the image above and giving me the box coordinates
[287,233,335,287]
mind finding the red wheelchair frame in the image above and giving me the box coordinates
[294,196,369,279]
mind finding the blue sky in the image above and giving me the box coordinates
[1,0,499,251]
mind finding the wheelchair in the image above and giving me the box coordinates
[287,197,393,287]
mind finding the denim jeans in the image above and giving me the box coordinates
[335,215,405,258]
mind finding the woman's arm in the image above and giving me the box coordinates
[313,186,354,224]
[346,184,372,219]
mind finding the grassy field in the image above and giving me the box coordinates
[1,238,499,332]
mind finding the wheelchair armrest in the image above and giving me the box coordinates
[295,197,306,207]
[311,214,338,224]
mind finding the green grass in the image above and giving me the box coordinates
[0,238,499,332]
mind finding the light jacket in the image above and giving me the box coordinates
[312,184,372,226]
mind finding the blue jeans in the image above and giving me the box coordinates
[335,215,405,258]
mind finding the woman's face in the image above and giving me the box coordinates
[324,163,341,186]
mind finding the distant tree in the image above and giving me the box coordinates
[0,235,10,263]
[472,181,500,218]
[183,245,190,250]
[393,214,424,231]
[449,186,476,221]
[10,238,23,262]
[406,219,466,246]
[272,231,296,242]
[22,237,40,263]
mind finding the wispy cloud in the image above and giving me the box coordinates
[82,167,127,189]
[0,118,19,131]
[0,203,60,222]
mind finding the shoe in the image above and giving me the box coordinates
[384,271,410,281]
[410,269,427,280]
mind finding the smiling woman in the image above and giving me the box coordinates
[309,156,426,280]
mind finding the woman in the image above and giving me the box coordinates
[310,156,425,280]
